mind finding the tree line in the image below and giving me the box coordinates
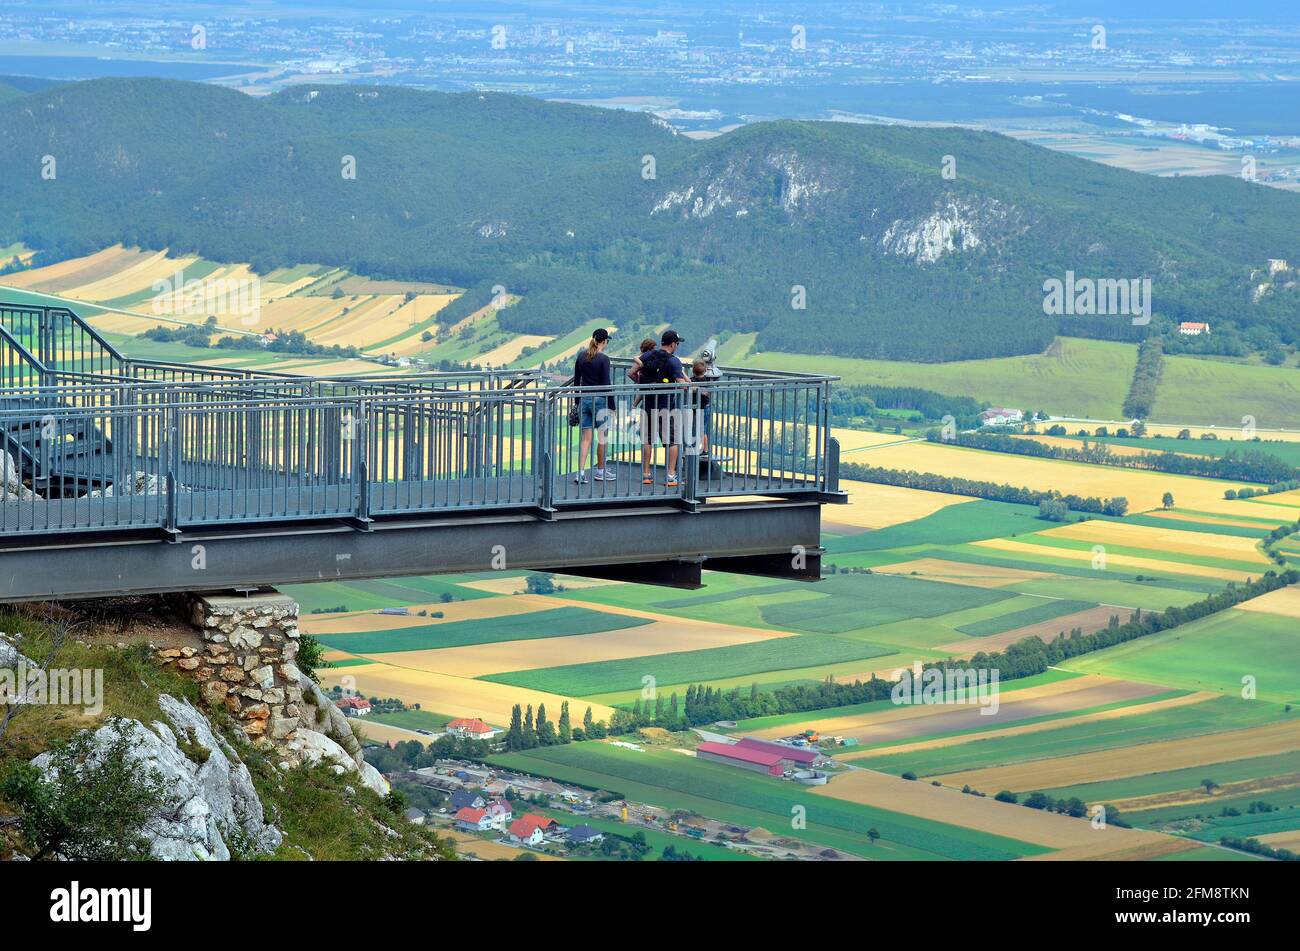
[933,429,1297,486]
[842,460,1130,516]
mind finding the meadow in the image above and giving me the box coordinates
[489,742,1048,860]
[314,606,653,654]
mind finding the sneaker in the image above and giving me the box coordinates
[642,476,654,486]
[665,476,680,487]
[573,472,589,484]
[593,468,613,481]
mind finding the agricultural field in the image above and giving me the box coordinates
[489,742,1052,860]
[745,337,1137,421]
[0,244,465,364]
[273,420,1299,862]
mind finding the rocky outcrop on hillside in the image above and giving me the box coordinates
[32,695,282,861]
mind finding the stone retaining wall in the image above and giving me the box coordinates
[157,592,305,744]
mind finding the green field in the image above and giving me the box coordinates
[282,575,493,614]
[1062,608,1300,703]
[718,670,1084,735]
[824,500,1046,554]
[1057,433,1300,469]
[1153,354,1300,428]
[317,607,652,654]
[955,599,1095,637]
[758,573,1015,634]
[747,337,1136,421]
[367,709,458,731]
[855,696,1290,781]
[1039,750,1300,806]
[490,743,1049,860]
[482,633,893,697]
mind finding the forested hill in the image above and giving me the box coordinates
[1,78,1297,361]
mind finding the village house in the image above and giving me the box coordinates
[979,407,1023,427]
[454,807,494,833]
[484,799,513,830]
[449,789,485,812]
[445,717,499,741]
[1178,321,1210,336]
[566,825,605,846]
[506,814,557,846]
[335,696,371,716]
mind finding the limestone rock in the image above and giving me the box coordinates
[31,696,280,861]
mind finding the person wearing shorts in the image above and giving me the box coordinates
[638,330,689,487]
[572,327,614,483]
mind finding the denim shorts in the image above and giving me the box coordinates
[579,395,610,429]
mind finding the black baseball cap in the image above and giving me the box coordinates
[661,330,684,346]
[593,327,611,342]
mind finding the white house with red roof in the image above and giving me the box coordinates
[454,807,494,833]
[506,814,556,846]
[1178,321,1210,335]
[335,696,371,716]
[446,717,499,740]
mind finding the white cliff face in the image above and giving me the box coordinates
[879,195,1021,263]
[652,149,831,219]
[32,695,282,861]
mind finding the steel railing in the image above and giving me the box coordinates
[0,372,835,536]
[2,301,837,536]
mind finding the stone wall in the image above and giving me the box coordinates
[153,589,388,795]
[159,592,305,744]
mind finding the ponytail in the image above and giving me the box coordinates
[583,338,600,362]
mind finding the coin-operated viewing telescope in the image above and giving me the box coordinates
[697,337,724,380]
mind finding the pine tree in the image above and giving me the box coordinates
[583,705,594,735]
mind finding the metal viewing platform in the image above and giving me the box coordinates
[1,303,844,602]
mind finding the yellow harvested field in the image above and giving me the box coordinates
[63,250,190,301]
[857,440,1262,514]
[443,830,564,861]
[827,480,973,531]
[750,674,1139,742]
[833,430,920,452]
[1044,520,1270,563]
[938,718,1300,791]
[351,719,431,745]
[811,770,1176,853]
[477,334,554,366]
[2,245,145,289]
[1236,585,1300,618]
[841,691,1217,762]
[972,538,1258,582]
[935,605,1137,656]
[1146,510,1283,531]
[317,662,615,727]
[1105,771,1300,813]
[872,557,1055,588]
[300,595,557,635]
[1257,831,1300,852]
[370,620,789,678]
[1023,837,1199,861]
[1142,422,1300,443]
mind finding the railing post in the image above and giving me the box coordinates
[353,400,372,529]
[163,405,179,539]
